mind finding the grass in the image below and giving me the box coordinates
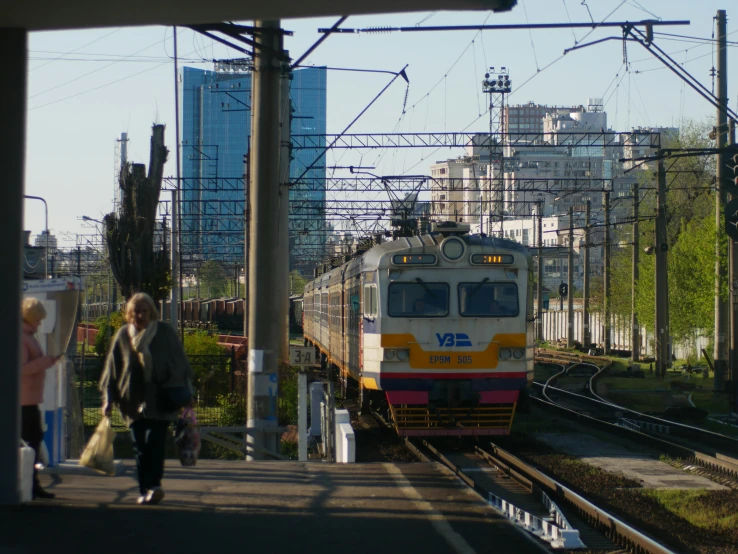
[639,489,738,533]
[690,391,730,414]
[534,364,562,382]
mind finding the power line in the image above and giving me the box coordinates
[29,28,123,72]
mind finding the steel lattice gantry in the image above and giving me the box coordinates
[290,131,662,151]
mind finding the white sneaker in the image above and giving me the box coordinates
[146,487,165,505]
[137,495,148,505]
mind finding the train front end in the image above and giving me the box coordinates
[362,231,534,436]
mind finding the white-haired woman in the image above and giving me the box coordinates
[21,297,60,500]
[100,292,193,505]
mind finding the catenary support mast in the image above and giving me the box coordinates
[247,20,284,460]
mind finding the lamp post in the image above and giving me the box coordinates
[24,195,48,279]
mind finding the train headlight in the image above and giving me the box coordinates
[396,349,409,361]
[384,349,397,361]
[512,348,525,360]
[441,237,465,261]
[499,348,512,360]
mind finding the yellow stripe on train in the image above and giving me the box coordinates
[379,333,526,370]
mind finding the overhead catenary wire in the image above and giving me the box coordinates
[30,31,182,100]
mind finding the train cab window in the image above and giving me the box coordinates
[363,285,378,317]
[388,282,449,317]
[459,283,519,317]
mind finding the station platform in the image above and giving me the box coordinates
[3,460,550,554]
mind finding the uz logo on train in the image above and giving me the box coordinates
[430,333,474,365]
[435,333,472,347]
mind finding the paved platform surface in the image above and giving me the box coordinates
[3,460,550,554]
[535,432,727,490]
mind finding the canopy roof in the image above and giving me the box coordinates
[1,0,516,32]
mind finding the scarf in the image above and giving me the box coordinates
[128,320,158,383]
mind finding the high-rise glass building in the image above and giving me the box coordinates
[178,64,327,275]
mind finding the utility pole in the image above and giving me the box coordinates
[655,159,669,378]
[277,61,291,362]
[536,201,543,341]
[632,182,640,361]
[729,117,737,413]
[247,20,284,460]
[603,191,611,355]
[583,200,591,350]
[567,206,574,348]
[170,189,179,333]
[715,9,729,391]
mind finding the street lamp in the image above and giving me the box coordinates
[24,195,48,279]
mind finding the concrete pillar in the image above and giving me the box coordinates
[0,28,27,505]
[246,21,283,459]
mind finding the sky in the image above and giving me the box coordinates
[23,0,738,247]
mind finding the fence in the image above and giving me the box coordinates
[537,308,710,360]
[71,351,243,433]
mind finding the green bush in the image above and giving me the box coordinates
[216,392,246,427]
[183,330,226,357]
[278,368,298,426]
[94,312,126,356]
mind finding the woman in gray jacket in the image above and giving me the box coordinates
[100,292,193,505]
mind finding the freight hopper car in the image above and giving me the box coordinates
[303,227,534,436]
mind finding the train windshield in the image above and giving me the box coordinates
[388,282,449,317]
[459,282,519,317]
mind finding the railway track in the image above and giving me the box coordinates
[533,348,738,485]
[404,437,674,554]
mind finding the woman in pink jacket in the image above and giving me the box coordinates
[22,297,59,499]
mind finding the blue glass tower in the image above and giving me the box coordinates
[179,64,326,274]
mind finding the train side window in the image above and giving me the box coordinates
[363,285,377,317]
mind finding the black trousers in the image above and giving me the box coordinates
[130,419,169,495]
[21,405,44,491]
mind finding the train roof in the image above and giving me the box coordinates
[305,233,533,289]
[361,233,531,272]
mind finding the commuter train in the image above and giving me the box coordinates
[303,223,534,436]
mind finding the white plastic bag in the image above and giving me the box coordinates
[79,417,116,476]
[19,441,35,503]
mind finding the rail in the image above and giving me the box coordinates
[484,443,677,554]
[531,386,738,480]
[535,349,738,459]
[404,436,674,553]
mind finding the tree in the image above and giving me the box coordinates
[289,269,307,295]
[198,260,229,298]
[105,125,170,303]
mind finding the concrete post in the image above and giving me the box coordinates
[655,160,669,378]
[603,192,611,355]
[170,189,179,333]
[247,21,283,460]
[631,182,640,361]
[567,206,574,348]
[536,202,543,341]
[0,28,27,505]
[728,118,737,413]
[583,201,591,349]
[277,62,291,361]
[298,372,307,461]
[714,9,729,391]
